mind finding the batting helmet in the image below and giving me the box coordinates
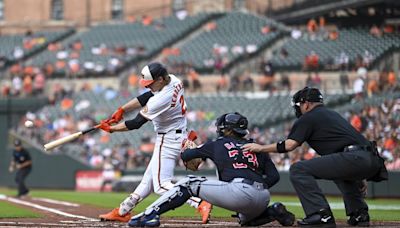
[291,87,323,118]
[216,112,249,137]
[140,62,168,87]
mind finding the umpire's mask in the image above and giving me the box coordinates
[291,87,323,118]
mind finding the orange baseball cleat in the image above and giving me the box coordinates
[197,201,213,224]
[99,207,132,222]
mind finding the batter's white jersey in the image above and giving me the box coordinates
[140,74,187,133]
[119,74,202,214]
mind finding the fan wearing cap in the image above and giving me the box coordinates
[9,139,32,198]
[242,87,387,227]
[98,62,212,224]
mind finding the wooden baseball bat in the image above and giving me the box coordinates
[43,124,100,151]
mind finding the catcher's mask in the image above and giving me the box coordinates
[216,112,249,137]
[291,87,323,118]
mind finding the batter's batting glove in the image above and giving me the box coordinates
[107,107,124,124]
[99,120,113,133]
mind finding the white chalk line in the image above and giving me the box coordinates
[282,202,400,210]
[32,197,80,207]
[2,196,96,221]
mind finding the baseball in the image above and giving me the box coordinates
[24,120,34,128]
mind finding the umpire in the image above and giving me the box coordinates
[9,139,32,198]
[242,87,387,227]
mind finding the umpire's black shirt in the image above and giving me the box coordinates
[288,105,370,155]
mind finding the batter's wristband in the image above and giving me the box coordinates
[277,140,287,153]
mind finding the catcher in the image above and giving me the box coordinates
[128,112,295,227]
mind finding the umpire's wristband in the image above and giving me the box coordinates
[277,140,287,153]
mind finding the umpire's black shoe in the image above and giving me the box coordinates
[298,209,336,227]
[347,209,370,227]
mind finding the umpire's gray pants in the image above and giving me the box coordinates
[199,178,270,223]
[289,149,380,216]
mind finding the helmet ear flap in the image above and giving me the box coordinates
[216,114,227,136]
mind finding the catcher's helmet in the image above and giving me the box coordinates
[216,112,249,137]
[140,62,168,87]
[291,87,323,118]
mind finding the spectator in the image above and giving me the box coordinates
[241,71,254,92]
[13,46,24,60]
[339,71,350,93]
[291,29,302,39]
[304,51,319,72]
[370,25,382,37]
[229,74,240,92]
[328,29,339,40]
[280,48,289,59]
[387,71,397,89]
[216,74,228,93]
[353,75,365,101]
[367,79,379,97]
[307,18,318,34]
[23,75,33,95]
[12,76,22,96]
[260,60,274,91]
[142,15,153,26]
[280,73,291,91]
[188,68,201,92]
[363,50,374,67]
[204,21,217,31]
[336,51,349,70]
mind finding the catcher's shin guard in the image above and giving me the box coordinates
[144,185,191,216]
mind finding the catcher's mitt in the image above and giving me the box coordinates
[181,133,202,171]
[184,158,202,171]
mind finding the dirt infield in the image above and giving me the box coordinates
[1,196,400,227]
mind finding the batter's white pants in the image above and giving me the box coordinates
[133,130,201,206]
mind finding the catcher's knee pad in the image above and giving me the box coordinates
[144,185,191,216]
[175,175,207,197]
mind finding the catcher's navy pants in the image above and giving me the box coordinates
[289,149,380,216]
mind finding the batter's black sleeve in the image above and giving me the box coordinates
[181,141,214,161]
[287,117,313,145]
[137,91,154,107]
[125,113,148,130]
[263,155,280,188]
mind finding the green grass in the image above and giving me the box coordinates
[0,200,41,218]
[1,188,400,221]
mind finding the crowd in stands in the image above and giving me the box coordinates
[13,77,400,172]
[41,40,146,77]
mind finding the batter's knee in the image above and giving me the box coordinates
[154,181,174,195]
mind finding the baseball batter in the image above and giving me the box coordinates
[98,62,212,223]
[128,112,295,227]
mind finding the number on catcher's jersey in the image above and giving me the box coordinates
[225,142,258,169]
